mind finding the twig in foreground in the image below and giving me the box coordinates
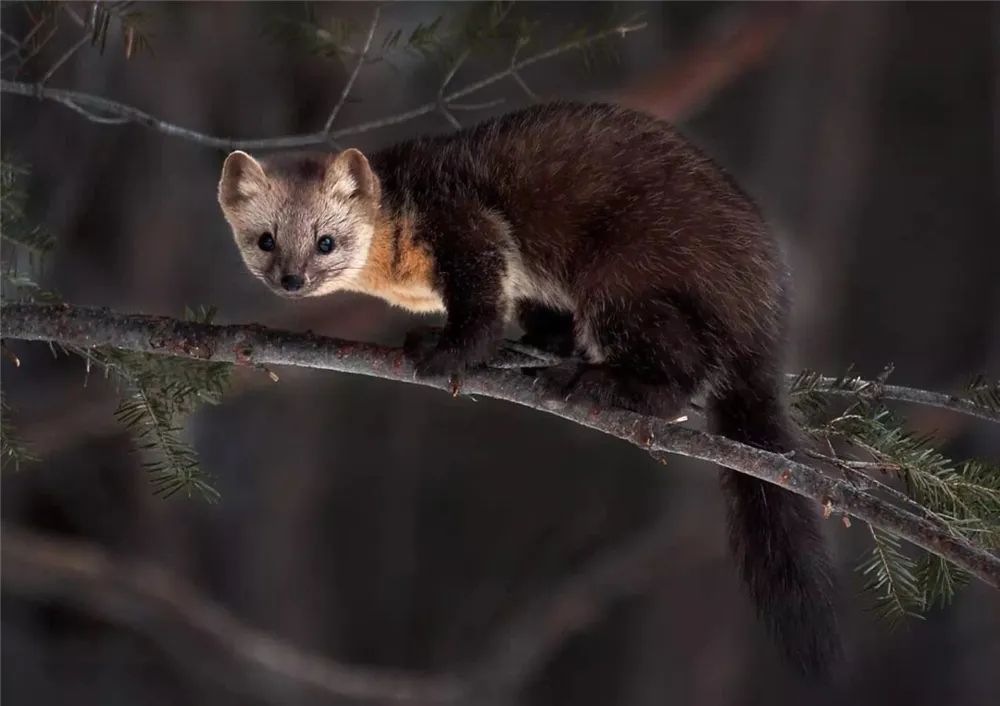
[2,302,998,587]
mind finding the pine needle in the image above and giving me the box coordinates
[859,525,924,626]
[793,366,1000,617]
[0,393,37,472]
[89,1,154,58]
[80,346,230,502]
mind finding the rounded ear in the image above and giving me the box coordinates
[218,150,268,208]
[333,148,380,203]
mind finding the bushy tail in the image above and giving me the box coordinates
[710,373,841,677]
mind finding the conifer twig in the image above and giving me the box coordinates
[0,21,646,151]
[804,449,954,529]
[323,4,381,136]
[797,375,1000,424]
[3,302,998,588]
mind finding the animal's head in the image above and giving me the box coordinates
[217,149,380,298]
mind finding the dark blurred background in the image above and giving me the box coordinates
[2,2,999,705]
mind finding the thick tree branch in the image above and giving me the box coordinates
[3,302,999,588]
[1,513,687,705]
[0,21,646,151]
[0,525,465,705]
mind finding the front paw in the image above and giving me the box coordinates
[535,363,619,407]
[403,328,466,379]
[413,346,468,379]
[403,326,441,363]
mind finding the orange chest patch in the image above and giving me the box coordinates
[357,212,444,313]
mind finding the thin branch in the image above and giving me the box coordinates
[38,2,95,86]
[1,525,466,705]
[510,71,539,102]
[3,302,998,587]
[323,4,381,135]
[13,19,59,75]
[59,97,130,124]
[0,78,316,149]
[444,19,646,105]
[0,21,647,151]
[16,13,48,49]
[438,104,462,129]
[797,375,1000,424]
[39,33,89,85]
[1,29,24,50]
[804,449,953,529]
[437,48,471,129]
[508,38,540,102]
[1,45,24,64]
[448,97,506,112]
[62,4,88,29]
[439,48,471,98]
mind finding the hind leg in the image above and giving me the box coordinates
[544,293,713,417]
[517,301,576,357]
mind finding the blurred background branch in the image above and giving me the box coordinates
[1,507,692,706]
[1,525,466,705]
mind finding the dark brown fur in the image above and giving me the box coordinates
[219,101,841,676]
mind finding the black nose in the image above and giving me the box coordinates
[280,274,304,292]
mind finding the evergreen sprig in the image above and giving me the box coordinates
[965,375,1000,415]
[264,14,362,62]
[1,1,151,76]
[1,391,37,472]
[67,305,230,501]
[792,367,1000,621]
[0,161,49,468]
[916,553,968,609]
[89,346,228,501]
[265,6,484,67]
[266,1,629,73]
[859,525,924,626]
[1,159,226,498]
[88,1,153,59]
[1,161,54,259]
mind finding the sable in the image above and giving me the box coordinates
[218,102,840,676]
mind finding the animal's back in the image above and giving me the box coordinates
[372,102,783,348]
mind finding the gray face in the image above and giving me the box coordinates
[218,150,377,299]
[236,194,371,298]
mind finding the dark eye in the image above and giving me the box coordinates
[316,235,335,254]
[258,232,275,252]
